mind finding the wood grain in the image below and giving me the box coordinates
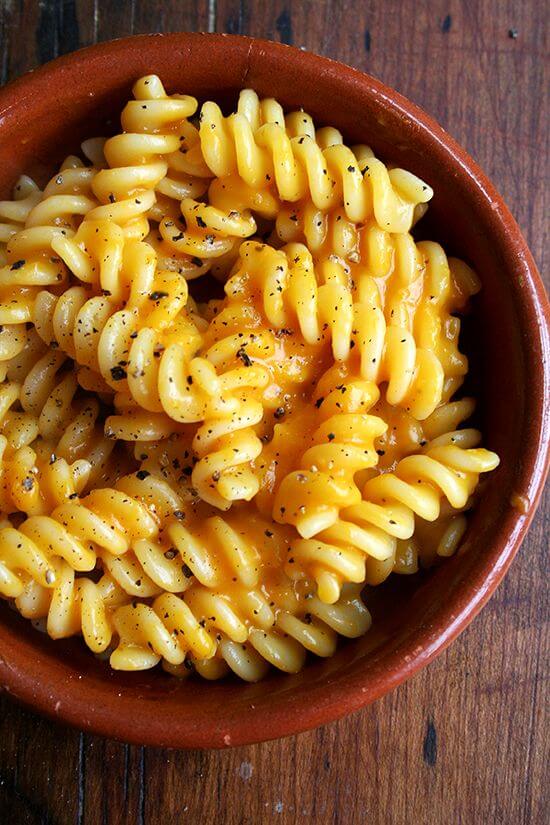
[0,1,547,823]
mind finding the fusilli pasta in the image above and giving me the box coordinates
[0,76,499,681]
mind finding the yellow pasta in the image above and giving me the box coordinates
[0,75,499,681]
[157,196,256,268]
[282,428,498,603]
[5,332,117,482]
[222,239,463,419]
[0,176,42,258]
[35,235,205,398]
[199,89,433,233]
[273,365,387,538]
[15,564,130,653]
[114,582,371,679]
[272,219,478,404]
[0,474,158,600]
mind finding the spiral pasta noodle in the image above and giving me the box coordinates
[0,76,499,681]
[89,75,257,280]
[119,318,274,508]
[274,209,479,405]
[199,89,433,234]
[5,464,372,679]
[112,581,371,679]
[224,240,455,419]
[89,76,195,236]
[0,468,159,601]
[70,469,371,678]
[0,176,42,255]
[281,426,498,603]
[5,154,98,288]
[273,364,387,537]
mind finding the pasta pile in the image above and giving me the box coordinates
[0,76,499,681]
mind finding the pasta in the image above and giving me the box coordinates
[280,426,498,602]
[9,333,118,482]
[199,89,433,233]
[0,76,499,681]
[15,564,128,654]
[114,582,371,679]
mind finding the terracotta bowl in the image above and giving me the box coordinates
[0,33,548,749]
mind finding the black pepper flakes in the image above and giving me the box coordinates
[236,347,252,367]
[110,366,127,381]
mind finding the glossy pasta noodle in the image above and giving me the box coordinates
[0,75,499,681]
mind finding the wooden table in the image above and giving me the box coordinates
[0,2,547,823]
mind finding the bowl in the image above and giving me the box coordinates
[0,33,548,749]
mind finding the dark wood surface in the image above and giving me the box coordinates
[0,2,548,823]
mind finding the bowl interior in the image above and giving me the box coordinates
[0,34,547,748]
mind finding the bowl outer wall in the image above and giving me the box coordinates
[0,33,547,749]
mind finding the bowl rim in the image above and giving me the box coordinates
[0,32,548,749]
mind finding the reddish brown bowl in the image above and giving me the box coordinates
[0,33,548,749]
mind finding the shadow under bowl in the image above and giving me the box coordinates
[0,33,548,749]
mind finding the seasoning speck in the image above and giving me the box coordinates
[110,366,127,381]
